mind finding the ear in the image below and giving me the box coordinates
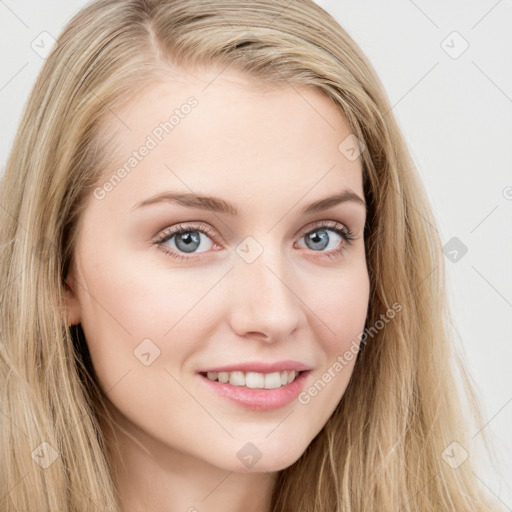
[64,270,82,327]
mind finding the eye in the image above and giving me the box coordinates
[153,222,218,262]
[295,220,356,260]
[153,220,356,262]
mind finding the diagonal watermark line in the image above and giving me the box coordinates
[407,0,439,29]
[0,62,29,91]
[472,470,512,511]
[283,79,336,129]
[266,164,335,234]
[65,368,132,436]
[72,278,132,336]
[191,8,337,128]
[265,265,336,335]
[201,59,234,93]
[471,266,512,309]
[164,368,233,438]
[0,406,29,439]
[471,0,504,30]
[265,408,294,437]
[472,395,512,439]
[163,266,234,336]
[0,201,23,225]
[0,0,29,28]
[201,471,233,502]
[203,0,235,29]
[389,178,440,236]
[399,471,440,510]
[367,371,425,475]
[164,163,234,235]
[384,62,439,116]
[470,204,499,233]
[59,60,131,130]
[68,485,110,512]
[0,471,29,505]
[265,0,296,30]
[266,61,342,129]
[0,368,45,453]
[370,428,406,476]
[44,368,132,511]
[407,265,438,297]
[201,468,274,505]
[472,61,512,105]
[0,267,26,303]
[104,368,132,395]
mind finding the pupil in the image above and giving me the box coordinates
[176,231,200,253]
[307,230,328,250]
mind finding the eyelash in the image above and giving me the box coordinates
[153,220,356,262]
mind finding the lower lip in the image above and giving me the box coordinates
[198,371,310,411]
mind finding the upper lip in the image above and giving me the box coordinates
[198,360,311,374]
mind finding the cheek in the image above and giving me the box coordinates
[309,260,370,349]
[73,240,371,471]
[76,257,210,442]
[80,242,369,381]
[79,241,213,334]
[296,262,369,406]
[76,249,226,384]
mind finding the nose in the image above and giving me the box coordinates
[227,245,303,342]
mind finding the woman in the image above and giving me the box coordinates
[0,0,502,510]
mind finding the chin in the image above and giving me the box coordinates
[229,443,308,474]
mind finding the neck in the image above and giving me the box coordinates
[101,402,277,512]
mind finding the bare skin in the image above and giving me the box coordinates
[65,65,370,512]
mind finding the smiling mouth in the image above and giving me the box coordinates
[199,370,305,389]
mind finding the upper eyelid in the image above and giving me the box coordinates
[153,220,351,248]
[156,220,348,236]
[154,222,217,244]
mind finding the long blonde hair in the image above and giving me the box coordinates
[0,0,502,510]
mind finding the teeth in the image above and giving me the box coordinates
[229,371,245,386]
[204,370,299,389]
[264,372,282,389]
[217,372,229,383]
[245,372,264,388]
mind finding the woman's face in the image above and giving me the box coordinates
[66,66,370,473]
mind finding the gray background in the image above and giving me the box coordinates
[1,0,511,506]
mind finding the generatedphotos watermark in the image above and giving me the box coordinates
[93,96,199,200]
[298,301,403,405]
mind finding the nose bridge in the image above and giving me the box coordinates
[227,237,302,338]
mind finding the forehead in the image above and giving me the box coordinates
[91,66,364,216]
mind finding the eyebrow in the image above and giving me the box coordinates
[129,189,366,215]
